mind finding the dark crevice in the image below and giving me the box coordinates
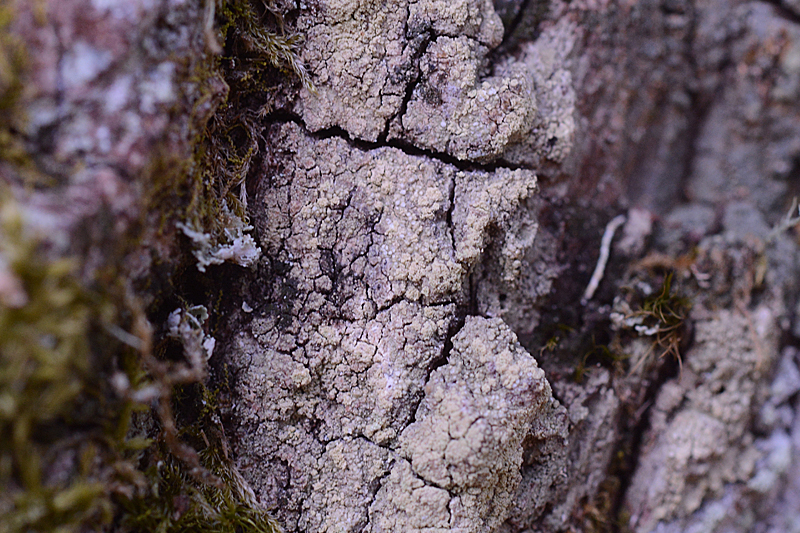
[762,0,800,25]
[499,0,534,48]
[467,271,480,317]
[493,0,550,59]
[675,1,704,205]
[377,28,434,144]
[609,346,685,526]
[360,458,396,533]
[375,294,407,314]
[261,110,532,174]
[446,175,457,259]
[518,198,624,368]
[405,314,468,428]
[384,136,531,173]
[430,314,465,377]
[674,1,726,206]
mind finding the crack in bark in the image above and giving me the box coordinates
[499,0,535,48]
[263,110,533,173]
[377,5,433,145]
[762,0,800,25]
[360,459,394,533]
[446,170,457,260]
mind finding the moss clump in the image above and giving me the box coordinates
[0,189,278,533]
[0,195,140,532]
[1,1,314,531]
[118,449,280,533]
[610,271,691,376]
[148,0,312,254]
[633,272,690,365]
[117,386,280,533]
[0,1,31,170]
[192,0,311,226]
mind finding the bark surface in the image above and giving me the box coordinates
[2,0,800,532]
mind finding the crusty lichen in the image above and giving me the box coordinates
[390,35,537,161]
[369,317,556,532]
[229,111,549,530]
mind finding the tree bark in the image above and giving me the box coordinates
[2,0,800,532]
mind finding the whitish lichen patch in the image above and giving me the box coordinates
[295,0,549,161]
[231,119,541,530]
[224,1,590,531]
[368,317,556,532]
[390,35,537,162]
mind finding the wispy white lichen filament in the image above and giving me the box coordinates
[581,214,627,305]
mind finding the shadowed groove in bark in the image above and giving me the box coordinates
[262,109,534,173]
[762,0,800,24]
[377,25,434,145]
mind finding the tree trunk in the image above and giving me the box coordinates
[2,0,800,532]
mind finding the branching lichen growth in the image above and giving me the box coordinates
[766,196,800,244]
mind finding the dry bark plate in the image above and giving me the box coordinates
[225,0,800,532]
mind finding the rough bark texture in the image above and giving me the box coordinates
[3,0,800,532]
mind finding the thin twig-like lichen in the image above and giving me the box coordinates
[766,197,800,244]
[582,215,627,305]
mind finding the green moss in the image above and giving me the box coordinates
[0,189,278,533]
[148,0,312,244]
[0,195,135,532]
[0,1,31,170]
[192,0,310,227]
[0,1,314,531]
[117,386,280,533]
[216,0,312,92]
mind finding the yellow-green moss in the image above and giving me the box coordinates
[0,1,314,531]
[0,195,137,532]
[0,0,32,170]
[0,189,278,533]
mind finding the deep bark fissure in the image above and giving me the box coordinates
[502,0,534,45]
[376,21,434,144]
[261,110,533,173]
[762,0,800,25]
[609,344,686,528]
